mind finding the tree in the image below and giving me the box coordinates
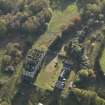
[102,0,105,14]
[0,101,9,105]
[50,0,64,8]
[86,3,101,14]
[16,12,29,23]
[43,8,52,23]
[29,0,48,14]
[0,19,7,37]
[96,96,105,105]
[22,7,52,34]
[70,88,99,105]
[78,69,89,79]
[1,55,11,68]
[77,0,100,7]
[64,39,82,57]
[81,3,101,19]
[6,42,22,59]
[0,0,13,14]
[22,16,38,33]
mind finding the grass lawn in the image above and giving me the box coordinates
[32,3,79,51]
[35,56,63,91]
[100,48,105,73]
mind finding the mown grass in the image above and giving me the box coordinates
[100,48,105,73]
[35,58,63,91]
[33,3,78,50]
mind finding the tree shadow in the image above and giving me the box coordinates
[12,83,36,105]
[48,88,62,105]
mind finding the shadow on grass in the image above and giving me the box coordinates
[48,88,62,105]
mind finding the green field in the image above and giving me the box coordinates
[100,48,105,73]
